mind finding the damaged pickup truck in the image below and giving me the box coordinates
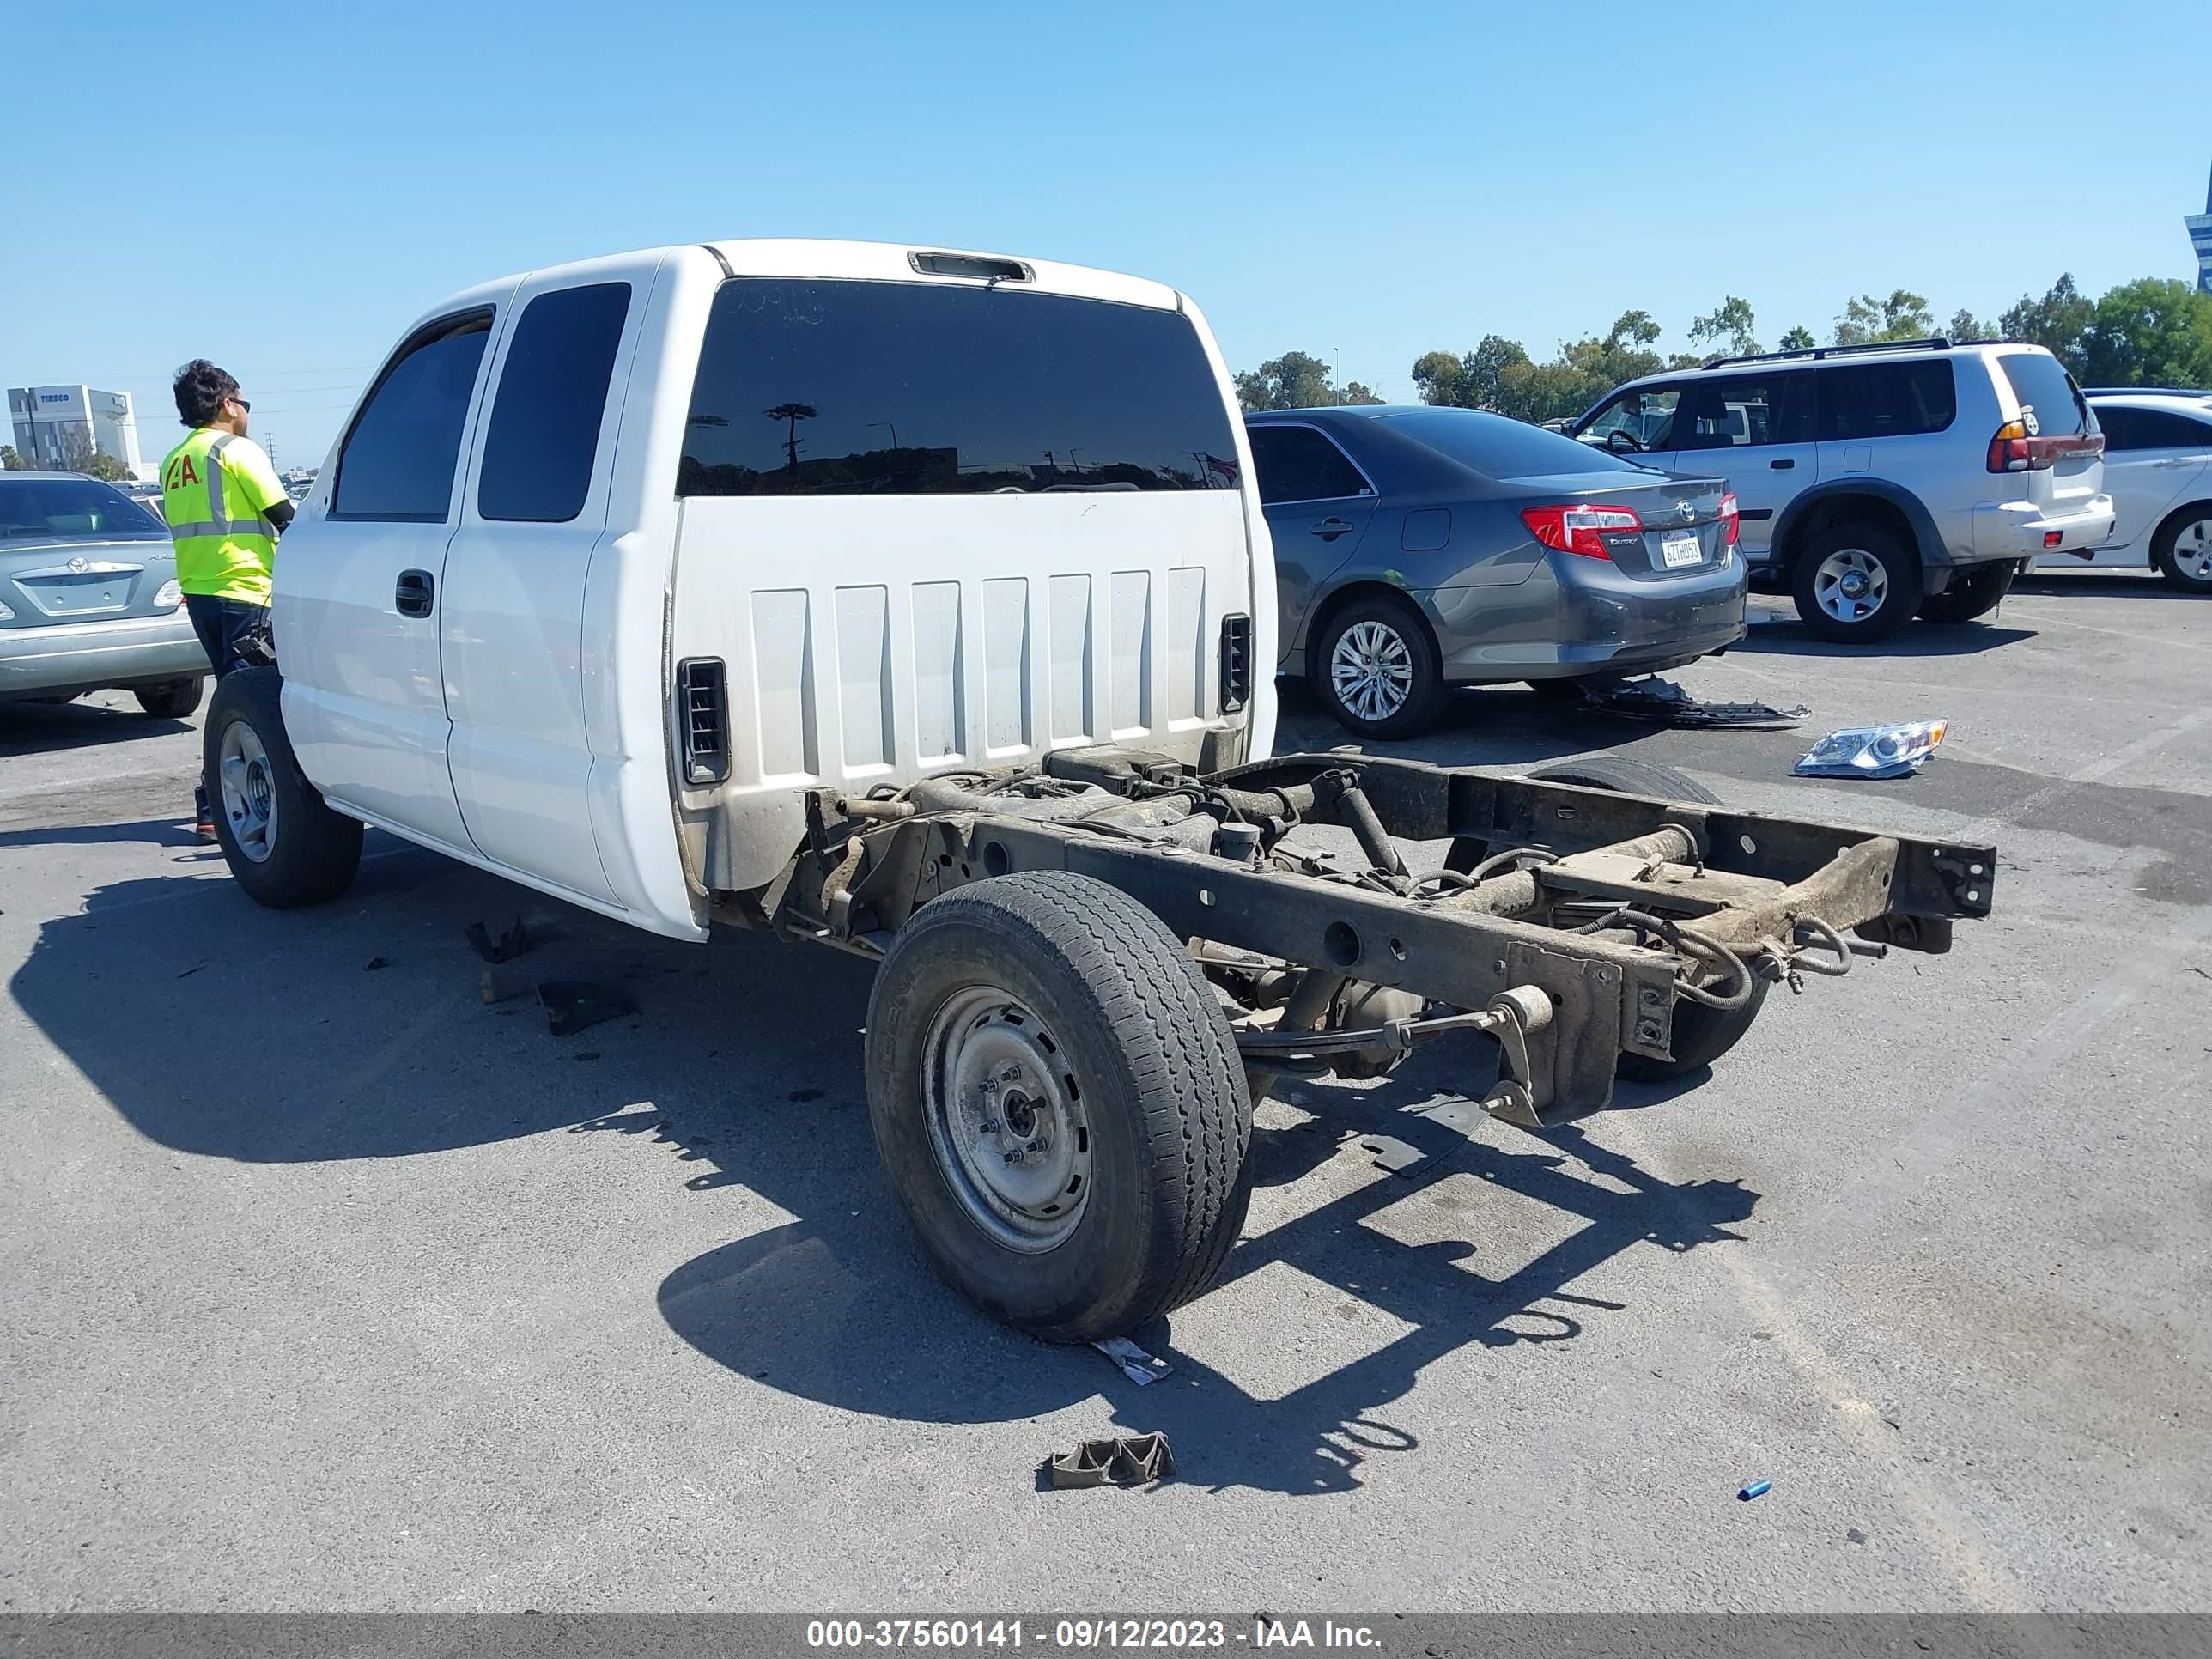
[202,239,1995,1342]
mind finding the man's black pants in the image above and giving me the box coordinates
[185,595,270,822]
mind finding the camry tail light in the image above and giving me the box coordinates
[1521,502,1642,559]
[1717,492,1741,546]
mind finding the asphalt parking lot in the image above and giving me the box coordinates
[3,571,2208,1613]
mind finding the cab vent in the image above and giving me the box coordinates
[678,657,729,785]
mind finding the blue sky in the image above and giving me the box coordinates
[7,0,2204,473]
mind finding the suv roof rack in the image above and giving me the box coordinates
[1701,336,1957,371]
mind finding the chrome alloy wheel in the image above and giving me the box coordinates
[921,986,1092,1253]
[1812,546,1890,624]
[1329,618,1414,722]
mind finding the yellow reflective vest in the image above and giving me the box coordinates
[160,428,287,605]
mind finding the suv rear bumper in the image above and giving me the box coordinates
[1973,495,2116,561]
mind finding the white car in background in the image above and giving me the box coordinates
[2034,391,2212,590]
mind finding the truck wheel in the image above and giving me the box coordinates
[204,668,363,908]
[1916,560,2016,623]
[1313,595,1446,739]
[2151,507,2212,592]
[866,871,1252,1343]
[1523,758,1765,1078]
[1791,524,1922,642]
[133,677,205,719]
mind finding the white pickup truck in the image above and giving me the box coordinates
[204,239,1996,1341]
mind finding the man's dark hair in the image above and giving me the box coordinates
[173,359,240,427]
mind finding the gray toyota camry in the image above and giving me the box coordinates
[1248,406,1747,737]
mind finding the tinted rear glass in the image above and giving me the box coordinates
[1996,352,2087,437]
[2105,406,2212,450]
[478,283,631,522]
[1816,361,1956,441]
[0,477,166,540]
[678,280,1238,496]
[1373,407,1648,477]
[1246,424,1370,503]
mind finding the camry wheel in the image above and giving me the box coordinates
[1313,595,1445,738]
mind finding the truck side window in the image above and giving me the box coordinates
[331,312,493,521]
[477,283,633,522]
[677,278,1239,496]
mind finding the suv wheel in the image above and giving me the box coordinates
[2152,508,2212,592]
[1313,595,1446,738]
[1791,524,1923,643]
[1916,560,2017,623]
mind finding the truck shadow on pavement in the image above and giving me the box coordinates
[13,847,1758,1498]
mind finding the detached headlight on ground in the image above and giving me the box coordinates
[1794,719,1948,780]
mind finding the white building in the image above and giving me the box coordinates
[2191,158,2212,295]
[7,385,144,477]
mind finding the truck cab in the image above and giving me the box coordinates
[264,240,1276,938]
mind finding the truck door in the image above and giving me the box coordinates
[278,301,508,852]
[439,264,647,904]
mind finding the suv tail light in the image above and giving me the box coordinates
[1717,492,1741,546]
[1521,502,1643,559]
[1988,419,2036,472]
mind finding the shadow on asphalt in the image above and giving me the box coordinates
[1734,618,2038,659]
[0,815,203,851]
[0,697,194,758]
[2013,571,2173,598]
[12,846,1759,1498]
[1274,676,1681,772]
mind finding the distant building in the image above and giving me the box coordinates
[2191,159,2212,295]
[7,385,144,477]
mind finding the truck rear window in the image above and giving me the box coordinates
[1996,352,2089,437]
[678,279,1240,496]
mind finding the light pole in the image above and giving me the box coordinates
[866,421,899,451]
[1333,346,1342,403]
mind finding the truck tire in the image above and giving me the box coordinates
[133,676,205,719]
[1790,523,1922,642]
[1916,560,2017,623]
[1312,594,1447,739]
[203,668,363,908]
[865,871,1252,1343]
[1524,757,1766,1079]
[2150,506,2212,592]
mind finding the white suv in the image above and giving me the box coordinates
[1571,339,2115,641]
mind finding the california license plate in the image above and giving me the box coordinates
[1661,532,1703,568]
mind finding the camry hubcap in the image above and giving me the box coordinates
[2176,519,2212,582]
[1331,619,1414,721]
[216,719,279,864]
[1814,548,1889,623]
[922,986,1091,1252]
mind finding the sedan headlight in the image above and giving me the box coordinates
[155,580,183,610]
[1793,719,1948,780]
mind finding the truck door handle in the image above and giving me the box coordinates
[1770,459,1796,470]
[395,569,435,617]
[1310,517,1354,541]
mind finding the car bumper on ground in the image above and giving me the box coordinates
[1975,495,2117,561]
[0,613,205,699]
[1423,550,1749,683]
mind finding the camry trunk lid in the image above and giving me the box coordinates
[0,536,179,626]
[1510,471,1732,580]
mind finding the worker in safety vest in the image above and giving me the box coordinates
[161,360,295,840]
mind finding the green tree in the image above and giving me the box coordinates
[1688,296,1760,359]
[1235,350,1336,411]
[1948,307,1999,343]
[1833,289,1936,347]
[1413,335,1534,410]
[1998,275,2094,372]
[1778,325,1816,351]
[0,444,28,471]
[1338,381,1384,406]
[2077,278,2212,388]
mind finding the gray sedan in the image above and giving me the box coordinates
[1,473,207,719]
[1247,407,1748,737]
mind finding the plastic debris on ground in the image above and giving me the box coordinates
[1044,1433,1177,1489]
[1739,1478,1772,1501]
[1093,1334,1173,1386]
[538,981,636,1037]
[1575,675,1809,730]
[481,966,535,1005]
[465,918,534,963]
[1793,719,1948,780]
